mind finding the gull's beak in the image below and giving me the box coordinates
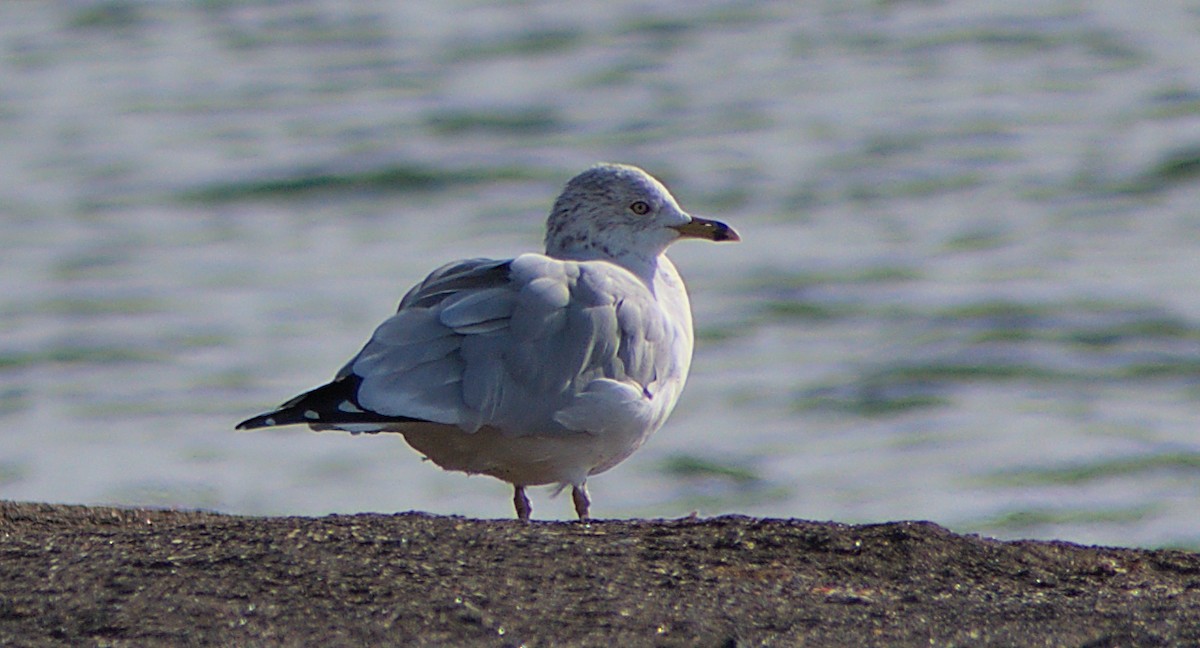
[672,216,741,242]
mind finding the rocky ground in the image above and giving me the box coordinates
[1,501,1198,646]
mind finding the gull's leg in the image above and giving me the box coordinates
[571,483,590,521]
[514,485,532,521]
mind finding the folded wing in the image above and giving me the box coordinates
[239,253,681,438]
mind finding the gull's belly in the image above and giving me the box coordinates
[399,423,650,487]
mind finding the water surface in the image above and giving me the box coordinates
[3,1,1200,548]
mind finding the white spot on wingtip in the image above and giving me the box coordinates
[337,400,364,413]
[303,410,320,420]
[264,417,276,426]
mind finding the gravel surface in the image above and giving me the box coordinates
[2,501,1198,646]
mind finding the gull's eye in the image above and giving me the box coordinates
[629,200,651,215]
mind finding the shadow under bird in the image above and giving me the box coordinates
[236,163,740,520]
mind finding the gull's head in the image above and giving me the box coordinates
[544,163,739,263]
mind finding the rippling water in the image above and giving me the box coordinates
[3,1,1200,548]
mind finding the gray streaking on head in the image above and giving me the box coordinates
[236,163,739,520]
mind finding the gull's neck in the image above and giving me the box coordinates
[547,244,665,285]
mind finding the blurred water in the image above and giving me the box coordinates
[3,0,1200,548]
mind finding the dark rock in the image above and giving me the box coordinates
[1,501,1198,646]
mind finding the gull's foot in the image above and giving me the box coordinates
[514,485,531,522]
[571,484,590,521]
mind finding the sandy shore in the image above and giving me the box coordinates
[1,500,1198,646]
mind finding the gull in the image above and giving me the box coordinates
[236,163,739,520]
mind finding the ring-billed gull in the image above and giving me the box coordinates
[236,163,739,520]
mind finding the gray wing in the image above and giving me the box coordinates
[334,252,678,436]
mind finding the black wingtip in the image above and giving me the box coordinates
[235,403,325,430]
[235,413,279,430]
[235,375,428,432]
